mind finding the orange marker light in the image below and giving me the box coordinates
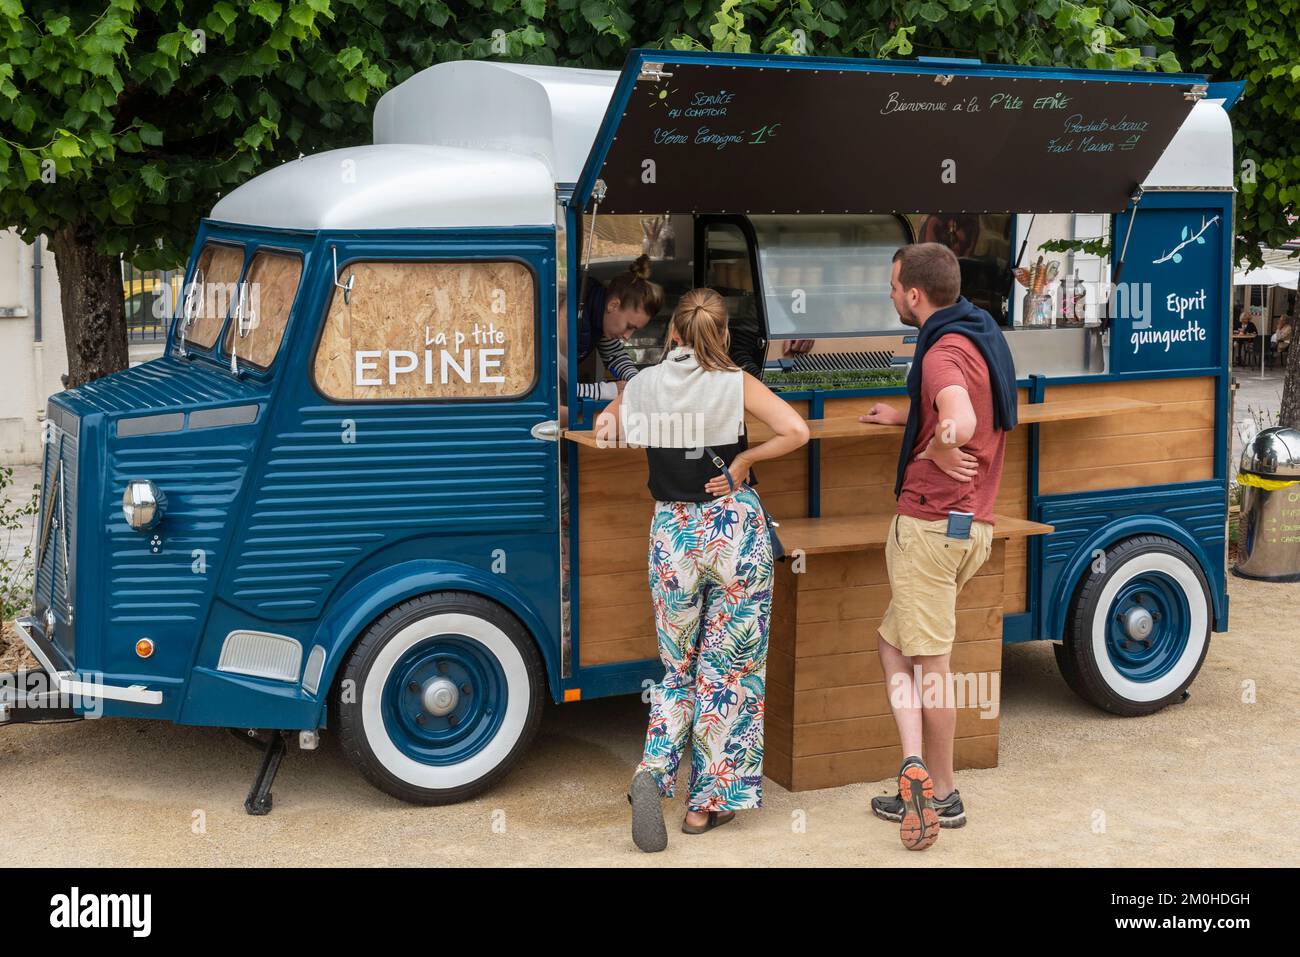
[135,638,154,659]
[563,688,581,702]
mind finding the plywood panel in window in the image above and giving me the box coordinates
[314,260,536,401]
[224,251,302,368]
[186,243,244,348]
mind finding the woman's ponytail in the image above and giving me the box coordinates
[668,288,736,373]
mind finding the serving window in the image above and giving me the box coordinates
[312,259,536,401]
[999,213,1111,377]
[576,212,695,369]
[752,214,911,340]
[223,250,303,370]
[183,242,245,349]
[568,208,1110,389]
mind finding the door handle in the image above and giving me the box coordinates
[530,419,560,442]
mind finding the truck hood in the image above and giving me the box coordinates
[54,355,265,419]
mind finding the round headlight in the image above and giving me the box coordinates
[123,479,166,531]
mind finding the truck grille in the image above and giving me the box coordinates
[33,405,78,662]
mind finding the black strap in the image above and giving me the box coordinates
[705,446,735,492]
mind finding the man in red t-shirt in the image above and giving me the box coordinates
[858,242,1013,851]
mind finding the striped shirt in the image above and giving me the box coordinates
[576,337,638,400]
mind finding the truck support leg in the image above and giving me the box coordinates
[233,729,288,816]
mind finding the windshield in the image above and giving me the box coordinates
[183,242,245,349]
[223,249,303,369]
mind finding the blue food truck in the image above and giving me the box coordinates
[6,50,1241,808]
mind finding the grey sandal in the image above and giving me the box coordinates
[628,770,668,852]
[681,810,735,834]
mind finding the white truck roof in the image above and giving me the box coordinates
[209,143,557,230]
[374,60,619,183]
[212,61,618,230]
[210,59,1232,231]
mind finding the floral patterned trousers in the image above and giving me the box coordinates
[637,486,774,811]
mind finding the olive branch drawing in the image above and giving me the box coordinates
[1153,214,1220,265]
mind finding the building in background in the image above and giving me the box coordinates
[0,230,67,465]
[0,229,172,464]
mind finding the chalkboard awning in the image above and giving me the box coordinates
[574,50,1208,216]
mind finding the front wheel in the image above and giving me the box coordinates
[337,591,545,804]
[1056,535,1212,717]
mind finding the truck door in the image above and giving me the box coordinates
[224,232,562,682]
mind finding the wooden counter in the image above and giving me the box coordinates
[767,540,1012,791]
[565,394,1157,446]
[762,512,1053,791]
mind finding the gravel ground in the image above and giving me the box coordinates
[0,570,1295,868]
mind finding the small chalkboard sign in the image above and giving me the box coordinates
[589,61,1199,216]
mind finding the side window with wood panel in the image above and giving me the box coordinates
[223,250,303,369]
[312,260,536,401]
[184,242,245,348]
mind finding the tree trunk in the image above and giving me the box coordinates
[1280,326,1300,431]
[47,221,129,389]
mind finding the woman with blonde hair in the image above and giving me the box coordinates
[596,288,810,852]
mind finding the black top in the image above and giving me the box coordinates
[646,433,750,503]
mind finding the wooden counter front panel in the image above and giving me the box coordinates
[1038,377,1215,495]
[817,395,1030,614]
[766,540,1006,792]
[576,404,809,667]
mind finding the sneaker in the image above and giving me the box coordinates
[872,788,966,828]
[870,792,905,823]
[933,789,966,828]
[897,755,940,851]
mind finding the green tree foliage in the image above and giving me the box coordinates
[1152,0,1297,269]
[1147,0,1300,428]
[0,0,1271,388]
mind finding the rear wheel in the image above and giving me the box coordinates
[1057,536,1211,717]
[337,591,545,804]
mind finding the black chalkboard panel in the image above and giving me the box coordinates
[590,62,1200,215]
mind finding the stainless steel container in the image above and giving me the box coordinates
[1234,426,1300,582]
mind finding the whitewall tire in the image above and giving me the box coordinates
[1055,536,1212,717]
[337,592,545,804]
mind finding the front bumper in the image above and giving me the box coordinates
[11,616,163,707]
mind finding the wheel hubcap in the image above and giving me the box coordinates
[1105,571,1191,682]
[381,634,507,766]
[1122,606,1154,643]
[421,676,460,716]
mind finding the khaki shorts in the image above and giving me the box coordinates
[878,514,994,658]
